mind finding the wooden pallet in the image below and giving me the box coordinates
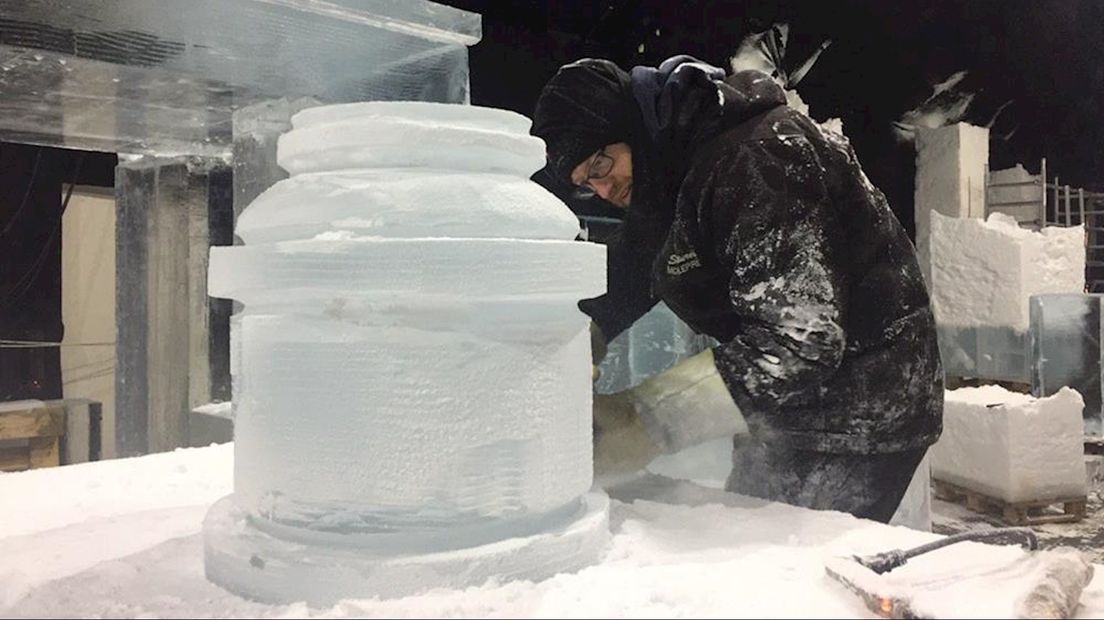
[933,478,1087,526]
[0,402,65,472]
[1086,436,1104,456]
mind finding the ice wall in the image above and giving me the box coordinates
[930,386,1086,503]
[203,102,610,605]
[932,211,1085,380]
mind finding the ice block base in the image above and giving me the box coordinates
[203,492,611,606]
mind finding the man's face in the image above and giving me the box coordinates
[570,142,633,208]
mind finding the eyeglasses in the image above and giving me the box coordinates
[572,148,615,200]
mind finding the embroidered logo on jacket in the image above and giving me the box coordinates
[666,251,702,275]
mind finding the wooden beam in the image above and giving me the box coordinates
[0,406,65,440]
[28,436,61,468]
[0,446,29,472]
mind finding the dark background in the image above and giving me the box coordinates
[442,0,1104,233]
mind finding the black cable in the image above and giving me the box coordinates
[855,527,1039,575]
[0,152,87,312]
[0,148,43,240]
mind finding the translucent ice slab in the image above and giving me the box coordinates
[596,302,716,394]
[0,0,479,155]
[1030,294,1104,435]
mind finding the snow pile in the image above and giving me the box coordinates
[0,444,232,608]
[3,446,1103,618]
[646,437,933,531]
[205,102,608,603]
[930,385,1086,502]
[931,211,1085,331]
[192,401,232,418]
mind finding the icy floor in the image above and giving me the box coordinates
[3,443,1104,618]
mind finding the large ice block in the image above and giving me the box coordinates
[930,386,1086,503]
[931,211,1085,381]
[0,0,479,155]
[1030,294,1104,435]
[203,102,610,604]
[114,155,233,457]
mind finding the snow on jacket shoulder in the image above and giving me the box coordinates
[655,90,943,455]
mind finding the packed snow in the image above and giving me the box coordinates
[4,444,1104,618]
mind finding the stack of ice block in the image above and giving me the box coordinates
[203,102,610,605]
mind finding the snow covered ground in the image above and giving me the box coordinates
[3,443,1104,618]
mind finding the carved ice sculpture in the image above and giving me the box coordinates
[203,102,610,605]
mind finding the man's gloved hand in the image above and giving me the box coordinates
[592,391,662,478]
[630,348,749,452]
[591,348,749,479]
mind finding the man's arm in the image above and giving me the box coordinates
[706,134,847,434]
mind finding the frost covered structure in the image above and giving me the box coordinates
[203,102,610,605]
[914,123,989,285]
[931,211,1084,381]
[931,385,1086,503]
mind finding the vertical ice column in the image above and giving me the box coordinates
[231,98,322,221]
[115,156,233,456]
[203,102,610,605]
[914,123,990,285]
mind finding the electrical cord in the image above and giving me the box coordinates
[855,527,1039,575]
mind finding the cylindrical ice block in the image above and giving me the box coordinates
[203,102,610,604]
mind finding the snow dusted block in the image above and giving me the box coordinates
[204,102,609,604]
[931,386,1086,503]
[932,212,1084,331]
[931,211,1085,381]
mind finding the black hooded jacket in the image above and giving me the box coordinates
[536,57,943,455]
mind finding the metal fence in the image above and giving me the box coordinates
[985,159,1104,293]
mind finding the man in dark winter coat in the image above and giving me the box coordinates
[531,55,943,523]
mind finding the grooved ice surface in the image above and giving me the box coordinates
[279,102,543,177]
[236,171,580,243]
[930,386,1086,503]
[234,318,594,525]
[204,101,609,602]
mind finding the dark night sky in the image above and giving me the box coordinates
[441,0,1104,236]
